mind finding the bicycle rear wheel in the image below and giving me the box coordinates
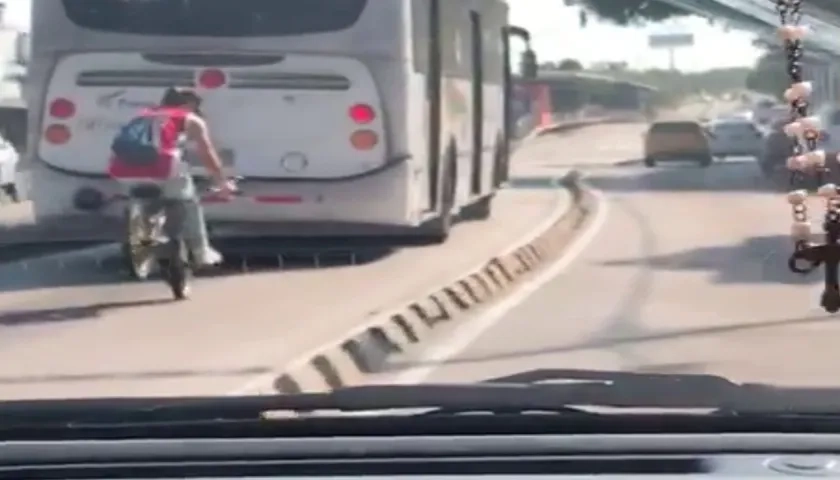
[123,202,156,280]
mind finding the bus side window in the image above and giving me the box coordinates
[520,50,537,79]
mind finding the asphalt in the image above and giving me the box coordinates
[0,138,569,399]
[370,121,839,390]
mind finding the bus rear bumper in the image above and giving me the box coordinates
[200,156,416,228]
[26,154,427,241]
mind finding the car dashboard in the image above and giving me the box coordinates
[5,433,840,480]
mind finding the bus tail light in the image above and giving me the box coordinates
[44,124,70,144]
[349,103,375,124]
[49,98,76,119]
[197,68,226,89]
[350,130,377,150]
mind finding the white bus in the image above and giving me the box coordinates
[26,1,537,245]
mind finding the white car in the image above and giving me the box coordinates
[707,119,764,159]
[0,133,19,202]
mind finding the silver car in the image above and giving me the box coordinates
[707,119,764,159]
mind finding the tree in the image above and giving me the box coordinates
[576,0,688,25]
[558,58,583,71]
[745,50,788,100]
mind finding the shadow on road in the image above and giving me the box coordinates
[599,234,819,286]
[0,258,127,293]
[0,237,398,293]
[197,237,398,278]
[387,312,833,372]
[0,299,172,327]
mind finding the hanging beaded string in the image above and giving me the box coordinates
[779,0,840,313]
[777,0,821,254]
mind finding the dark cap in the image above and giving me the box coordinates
[161,86,203,108]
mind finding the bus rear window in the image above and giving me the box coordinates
[61,0,368,37]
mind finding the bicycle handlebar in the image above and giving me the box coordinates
[192,175,243,196]
[191,174,243,183]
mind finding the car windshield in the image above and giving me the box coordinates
[6,0,840,422]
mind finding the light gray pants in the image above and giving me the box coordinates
[161,174,211,253]
[123,174,211,253]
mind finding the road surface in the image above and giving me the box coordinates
[0,139,569,399]
[372,122,838,390]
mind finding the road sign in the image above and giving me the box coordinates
[648,33,694,48]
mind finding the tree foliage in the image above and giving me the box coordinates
[557,58,584,71]
[745,50,787,100]
[576,0,689,25]
[590,66,751,106]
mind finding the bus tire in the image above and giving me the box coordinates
[492,137,509,187]
[463,194,493,221]
[462,141,500,222]
[1,183,18,203]
[425,147,457,243]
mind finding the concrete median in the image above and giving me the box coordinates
[269,169,599,394]
[522,112,647,143]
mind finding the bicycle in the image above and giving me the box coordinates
[120,175,240,300]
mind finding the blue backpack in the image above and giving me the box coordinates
[111,115,162,166]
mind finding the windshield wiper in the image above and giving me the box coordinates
[2,369,840,426]
[0,384,594,427]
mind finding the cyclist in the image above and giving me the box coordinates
[108,86,235,267]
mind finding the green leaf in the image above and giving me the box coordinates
[576,0,689,25]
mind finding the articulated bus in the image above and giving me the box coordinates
[26,1,537,245]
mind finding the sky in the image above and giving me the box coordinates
[508,0,763,71]
[2,0,26,30]
[3,0,764,72]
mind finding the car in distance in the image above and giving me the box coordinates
[707,118,764,160]
[643,120,713,168]
[815,104,840,153]
[758,118,791,177]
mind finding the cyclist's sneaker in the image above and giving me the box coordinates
[194,246,223,266]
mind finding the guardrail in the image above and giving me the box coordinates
[512,109,647,149]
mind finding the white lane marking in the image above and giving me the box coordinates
[390,187,609,385]
[227,187,571,395]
